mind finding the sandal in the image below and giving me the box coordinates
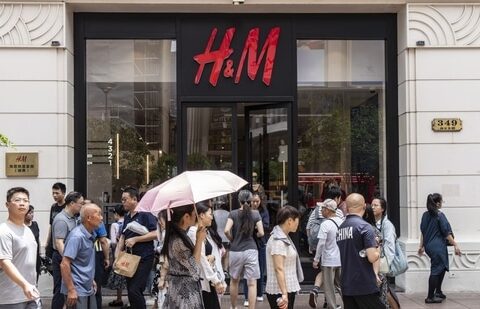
[108,300,124,307]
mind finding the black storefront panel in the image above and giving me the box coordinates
[179,15,294,100]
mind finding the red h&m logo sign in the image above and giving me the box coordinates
[194,27,281,87]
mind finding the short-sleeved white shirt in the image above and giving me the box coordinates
[316,217,343,267]
[265,227,301,294]
[0,221,37,304]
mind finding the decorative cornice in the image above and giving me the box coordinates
[408,4,480,47]
[407,252,480,271]
[0,2,64,47]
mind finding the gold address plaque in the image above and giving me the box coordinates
[431,118,462,132]
[5,152,39,177]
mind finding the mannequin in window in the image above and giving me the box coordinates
[277,139,288,162]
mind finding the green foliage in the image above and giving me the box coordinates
[299,106,349,172]
[268,160,281,181]
[350,96,379,173]
[150,153,177,184]
[87,118,149,188]
[0,133,13,147]
[187,153,212,170]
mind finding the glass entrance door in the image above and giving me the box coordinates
[245,105,291,225]
[183,103,292,212]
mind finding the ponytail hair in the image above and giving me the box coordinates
[161,204,195,257]
[209,216,224,249]
[426,193,442,217]
[238,190,254,236]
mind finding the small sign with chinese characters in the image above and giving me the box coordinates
[5,152,39,177]
[431,118,462,132]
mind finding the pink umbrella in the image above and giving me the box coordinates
[137,170,248,215]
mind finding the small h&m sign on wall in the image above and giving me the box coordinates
[5,152,39,177]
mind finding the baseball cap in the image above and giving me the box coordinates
[317,198,337,211]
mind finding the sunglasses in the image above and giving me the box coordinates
[240,200,251,205]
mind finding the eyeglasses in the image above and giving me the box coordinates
[11,198,29,204]
[240,200,251,205]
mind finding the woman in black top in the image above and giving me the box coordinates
[25,205,41,282]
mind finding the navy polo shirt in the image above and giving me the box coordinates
[336,214,378,296]
[121,211,157,261]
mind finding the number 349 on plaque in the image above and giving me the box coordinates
[431,118,462,132]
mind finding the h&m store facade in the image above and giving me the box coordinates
[6,2,480,292]
[76,13,398,221]
[75,13,398,284]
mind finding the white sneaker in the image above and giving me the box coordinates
[256,296,264,302]
[243,300,249,307]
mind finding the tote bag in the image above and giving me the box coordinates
[114,249,141,278]
[387,239,408,277]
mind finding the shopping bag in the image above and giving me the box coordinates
[379,255,390,274]
[113,249,140,278]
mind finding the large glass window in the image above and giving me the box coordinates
[186,106,234,170]
[86,40,177,203]
[297,40,386,210]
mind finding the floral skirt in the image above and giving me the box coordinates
[163,276,203,309]
[151,264,161,297]
[379,275,390,308]
[106,270,127,290]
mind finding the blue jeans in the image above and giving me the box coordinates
[125,257,154,309]
[52,251,65,309]
[243,244,266,298]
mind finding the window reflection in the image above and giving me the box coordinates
[186,107,233,170]
[86,40,177,203]
[297,39,386,210]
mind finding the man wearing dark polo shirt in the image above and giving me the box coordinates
[114,187,157,309]
[336,193,383,309]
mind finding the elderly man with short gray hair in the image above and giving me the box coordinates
[60,203,104,309]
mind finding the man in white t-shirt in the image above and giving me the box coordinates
[313,199,343,309]
[0,187,41,308]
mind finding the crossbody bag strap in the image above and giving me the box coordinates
[327,218,339,229]
[379,220,386,258]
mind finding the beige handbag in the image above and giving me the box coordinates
[379,255,390,274]
[114,249,140,278]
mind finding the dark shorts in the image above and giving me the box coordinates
[342,293,384,309]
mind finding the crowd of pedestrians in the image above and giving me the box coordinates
[0,181,460,309]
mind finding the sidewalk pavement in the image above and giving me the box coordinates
[38,273,480,308]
